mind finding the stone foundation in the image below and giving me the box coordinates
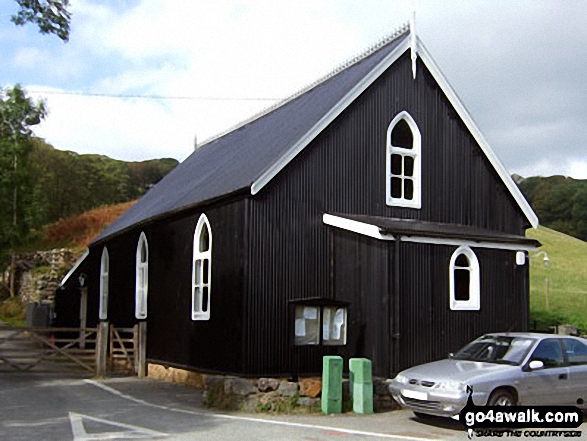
[147,363,400,413]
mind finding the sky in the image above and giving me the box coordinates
[1,0,586,179]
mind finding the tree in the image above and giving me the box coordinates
[0,85,47,296]
[11,0,71,42]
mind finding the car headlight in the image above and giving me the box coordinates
[435,380,467,392]
[393,374,408,384]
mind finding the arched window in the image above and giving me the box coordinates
[386,111,421,208]
[135,232,149,319]
[449,246,480,310]
[99,247,109,320]
[192,214,212,320]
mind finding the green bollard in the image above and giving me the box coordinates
[322,355,343,414]
[349,358,373,414]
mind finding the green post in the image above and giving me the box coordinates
[349,358,373,414]
[322,355,343,414]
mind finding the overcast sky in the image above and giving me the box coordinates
[1,0,586,178]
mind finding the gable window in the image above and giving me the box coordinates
[449,246,480,310]
[294,304,347,346]
[99,247,109,320]
[135,232,149,319]
[386,111,421,208]
[192,214,212,320]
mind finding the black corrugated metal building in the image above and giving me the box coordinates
[61,23,540,378]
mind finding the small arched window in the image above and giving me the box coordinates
[449,246,480,310]
[386,111,421,208]
[135,232,149,319]
[99,247,109,320]
[192,214,212,320]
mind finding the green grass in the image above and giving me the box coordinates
[526,226,587,330]
[0,298,26,327]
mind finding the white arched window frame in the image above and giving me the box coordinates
[99,247,109,320]
[449,246,480,311]
[192,214,212,321]
[135,232,149,319]
[386,111,421,208]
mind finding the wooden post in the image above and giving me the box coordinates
[79,287,88,349]
[137,321,147,378]
[95,321,109,377]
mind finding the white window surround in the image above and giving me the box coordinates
[192,214,212,321]
[99,247,109,321]
[449,246,480,311]
[386,111,421,209]
[135,232,149,319]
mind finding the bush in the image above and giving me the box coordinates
[0,298,27,327]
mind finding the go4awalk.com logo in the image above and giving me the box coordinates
[457,386,583,438]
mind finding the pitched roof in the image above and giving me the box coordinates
[94,24,538,244]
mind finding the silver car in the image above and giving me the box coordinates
[389,332,587,418]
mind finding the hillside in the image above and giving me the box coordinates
[29,138,178,226]
[527,226,587,330]
[517,175,587,242]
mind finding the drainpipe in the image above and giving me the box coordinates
[392,235,401,376]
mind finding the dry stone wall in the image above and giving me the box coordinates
[13,249,76,303]
[147,363,400,413]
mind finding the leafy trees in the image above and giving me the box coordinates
[11,0,71,42]
[518,176,587,242]
[0,85,47,295]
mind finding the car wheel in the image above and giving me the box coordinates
[488,389,516,406]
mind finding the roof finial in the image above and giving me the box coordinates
[410,10,417,79]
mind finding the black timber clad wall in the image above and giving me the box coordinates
[244,51,530,376]
[91,199,246,374]
[397,243,528,372]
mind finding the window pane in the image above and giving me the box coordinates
[391,119,413,149]
[391,177,402,198]
[404,156,414,176]
[141,242,147,262]
[454,269,470,301]
[202,287,209,312]
[203,259,209,284]
[391,154,402,175]
[194,287,201,313]
[530,339,565,368]
[404,179,414,200]
[294,306,319,345]
[200,226,210,252]
[455,254,469,267]
[195,260,202,285]
[323,306,347,346]
[563,339,587,365]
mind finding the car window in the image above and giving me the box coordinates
[530,338,565,368]
[562,338,587,366]
[453,336,534,365]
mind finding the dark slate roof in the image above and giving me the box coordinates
[333,213,541,247]
[94,28,411,243]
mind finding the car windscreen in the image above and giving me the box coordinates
[453,336,535,365]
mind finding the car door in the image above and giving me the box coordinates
[562,337,587,409]
[519,338,570,405]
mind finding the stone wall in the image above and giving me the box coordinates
[12,249,76,303]
[147,363,400,414]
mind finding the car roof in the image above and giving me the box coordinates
[482,332,585,341]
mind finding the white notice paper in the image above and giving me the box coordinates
[295,319,306,337]
[303,306,318,320]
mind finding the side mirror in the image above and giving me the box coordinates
[528,360,544,371]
